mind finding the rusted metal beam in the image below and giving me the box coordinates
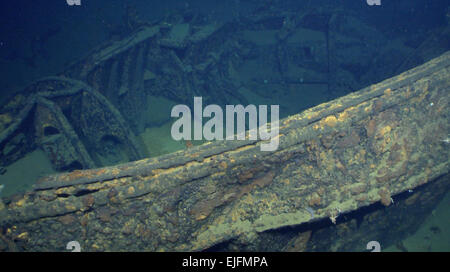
[0,51,449,251]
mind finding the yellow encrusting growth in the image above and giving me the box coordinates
[127,186,136,195]
[321,115,337,127]
[379,125,392,137]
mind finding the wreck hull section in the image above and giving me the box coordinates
[0,52,449,251]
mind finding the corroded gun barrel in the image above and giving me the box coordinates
[0,51,449,251]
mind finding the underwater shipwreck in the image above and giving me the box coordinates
[0,3,449,251]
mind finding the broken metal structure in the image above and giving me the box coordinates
[1,5,448,170]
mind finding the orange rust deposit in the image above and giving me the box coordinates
[64,170,86,181]
[378,188,392,207]
[185,140,193,149]
[366,119,377,138]
[58,214,76,225]
[308,193,321,207]
[190,171,276,221]
[82,194,95,209]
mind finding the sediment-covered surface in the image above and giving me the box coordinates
[0,51,448,251]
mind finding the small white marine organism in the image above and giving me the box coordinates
[440,134,450,144]
[0,184,4,195]
[329,207,341,225]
